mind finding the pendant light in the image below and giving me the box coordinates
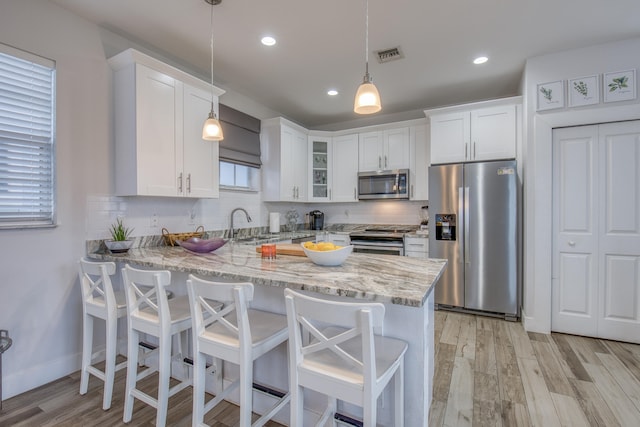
[353,0,381,114]
[202,0,224,141]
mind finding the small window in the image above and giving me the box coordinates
[0,45,56,228]
[219,161,260,191]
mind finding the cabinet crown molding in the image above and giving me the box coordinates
[423,96,522,118]
[108,48,225,97]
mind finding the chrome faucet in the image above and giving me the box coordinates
[230,207,252,239]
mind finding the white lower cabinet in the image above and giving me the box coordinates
[316,233,351,246]
[109,49,224,198]
[404,236,429,259]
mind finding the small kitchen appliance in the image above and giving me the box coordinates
[309,210,324,230]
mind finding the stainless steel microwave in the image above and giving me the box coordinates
[358,169,410,200]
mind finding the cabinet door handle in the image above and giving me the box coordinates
[186,173,191,194]
[465,143,468,160]
[474,142,476,159]
[296,186,299,199]
[411,184,414,198]
[329,188,332,200]
[178,173,183,194]
[354,188,357,200]
[384,155,388,168]
[378,156,382,169]
[568,241,576,247]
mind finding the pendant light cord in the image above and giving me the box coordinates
[209,2,215,113]
[364,0,369,77]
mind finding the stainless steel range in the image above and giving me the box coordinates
[349,227,414,256]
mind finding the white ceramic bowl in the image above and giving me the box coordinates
[301,243,353,266]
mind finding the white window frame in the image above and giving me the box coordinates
[219,160,260,192]
[0,44,56,228]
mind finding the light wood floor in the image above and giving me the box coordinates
[430,310,640,427]
[2,311,640,426]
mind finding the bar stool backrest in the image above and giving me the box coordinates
[187,277,254,355]
[284,288,385,386]
[122,265,172,335]
[79,258,118,319]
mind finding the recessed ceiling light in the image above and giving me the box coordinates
[473,56,488,65]
[261,36,276,46]
[327,89,339,96]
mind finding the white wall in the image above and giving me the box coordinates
[0,0,425,399]
[522,37,640,333]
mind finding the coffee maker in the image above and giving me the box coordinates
[309,210,324,230]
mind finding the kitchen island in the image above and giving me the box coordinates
[90,243,446,426]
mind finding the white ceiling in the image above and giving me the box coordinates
[51,0,640,129]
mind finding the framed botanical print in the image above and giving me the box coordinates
[537,80,565,111]
[604,69,636,103]
[568,75,599,107]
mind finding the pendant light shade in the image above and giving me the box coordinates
[202,111,224,140]
[202,0,224,141]
[354,73,381,114]
[354,0,381,114]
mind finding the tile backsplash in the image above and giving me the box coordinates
[86,191,427,240]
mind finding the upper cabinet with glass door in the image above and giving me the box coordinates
[309,136,331,202]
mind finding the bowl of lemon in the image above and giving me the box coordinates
[301,241,353,266]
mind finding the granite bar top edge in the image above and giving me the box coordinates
[88,244,446,308]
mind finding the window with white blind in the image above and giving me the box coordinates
[0,45,56,228]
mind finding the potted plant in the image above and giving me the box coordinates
[105,218,134,253]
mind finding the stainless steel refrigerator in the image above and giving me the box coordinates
[428,160,519,318]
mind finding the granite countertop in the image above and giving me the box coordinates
[88,243,446,307]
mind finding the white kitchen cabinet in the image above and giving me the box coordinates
[109,49,224,198]
[308,136,331,202]
[317,233,351,246]
[331,134,359,202]
[358,127,410,171]
[261,118,308,201]
[308,134,359,203]
[410,124,429,200]
[429,104,516,164]
[404,236,429,259]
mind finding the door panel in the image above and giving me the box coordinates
[553,121,640,343]
[597,121,640,342]
[552,126,598,335]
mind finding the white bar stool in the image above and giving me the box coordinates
[186,275,290,427]
[78,257,127,410]
[284,288,408,427]
[122,264,192,427]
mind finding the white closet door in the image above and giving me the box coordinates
[597,121,640,342]
[552,121,640,343]
[552,125,599,336]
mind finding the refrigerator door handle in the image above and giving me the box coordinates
[464,186,470,264]
[458,186,464,263]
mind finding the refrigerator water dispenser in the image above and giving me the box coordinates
[435,214,456,241]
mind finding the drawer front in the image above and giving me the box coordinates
[404,237,429,252]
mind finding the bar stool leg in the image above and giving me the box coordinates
[239,358,253,427]
[394,360,404,427]
[156,332,172,427]
[123,328,139,423]
[103,315,118,410]
[79,314,94,396]
[192,350,206,425]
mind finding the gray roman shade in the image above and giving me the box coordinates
[218,104,261,168]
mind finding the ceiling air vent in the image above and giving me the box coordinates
[375,47,404,64]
